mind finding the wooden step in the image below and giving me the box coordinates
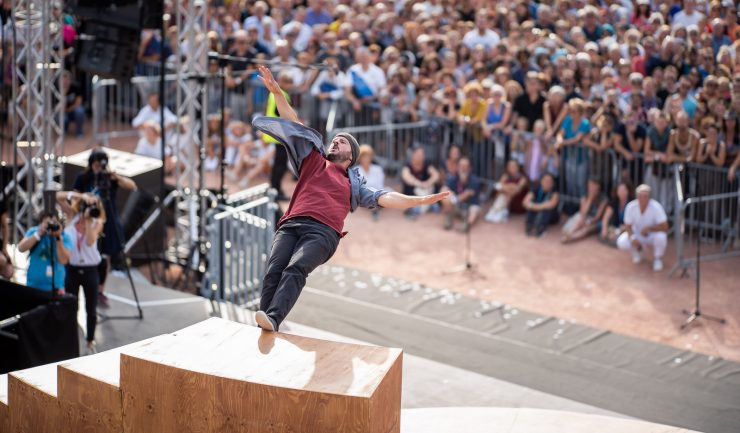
[8,361,63,433]
[0,374,8,433]
[56,338,160,433]
[120,317,403,433]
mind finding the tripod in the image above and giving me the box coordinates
[680,225,725,330]
[96,175,143,322]
[443,205,485,279]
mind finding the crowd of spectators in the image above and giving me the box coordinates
[3,0,740,274]
[96,0,740,266]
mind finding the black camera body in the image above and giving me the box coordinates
[47,222,61,233]
[81,201,102,218]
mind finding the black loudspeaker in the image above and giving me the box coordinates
[70,0,142,30]
[76,21,139,80]
[141,0,164,29]
[120,189,156,241]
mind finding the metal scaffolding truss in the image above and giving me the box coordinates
[10,0,64,243]
[173,0,208,264]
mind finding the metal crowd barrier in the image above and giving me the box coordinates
[671,164,740,276]
[201,185,277,307]
[92,75,322,144]
[91,74,178,146]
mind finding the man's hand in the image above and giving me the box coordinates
[419,191,451,206]
[640,226,651,236]
[257,65,281,95]
[729,169,737,183]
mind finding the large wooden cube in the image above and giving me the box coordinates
[8,362,62,433]
[120,318,402,433]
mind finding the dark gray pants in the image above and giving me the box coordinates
[260,217,340,329]
[65,264,99,342]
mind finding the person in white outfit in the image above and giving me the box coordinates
[616,184,669,271]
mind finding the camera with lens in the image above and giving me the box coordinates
[47,222,60,233]
[82,201,101,218]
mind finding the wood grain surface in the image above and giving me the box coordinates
[121,318,403,433]
[8,362,61,433]
[57,337,161,433]
[0,374,9,433]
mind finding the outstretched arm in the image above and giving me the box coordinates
[258,65,300,124]
[378,191,450,210]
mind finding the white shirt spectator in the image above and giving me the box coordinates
[672,10,704,29]
[358,164,385,191]
[135,136,170,160]
[281,21,312,52]
[348,63,387,97]
[310,70,349,100]
[131,104,177,133]
[244,15,277,46]
[462,28,501,51]
[624,198,667,235]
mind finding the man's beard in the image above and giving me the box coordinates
[327,151,351,164]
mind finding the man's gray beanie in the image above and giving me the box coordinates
[334,132,360,166]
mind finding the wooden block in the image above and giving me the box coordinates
[120,318,403,433]
[57,337,161,433]
[0,374,9,433]
[8,361,62,433]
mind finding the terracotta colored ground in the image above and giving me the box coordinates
[332,206,740,363]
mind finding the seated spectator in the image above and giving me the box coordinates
[508,117,531,167]
[561,178,608,244]
[525,119,548,182]
[226,121,253,166]
[401,147,440,219]
[481,84,511,139]
[441,157,481,232]
[485,160,529,224]
[205,114,222,172]
[523,173,560,237]
[600,181,634,246]
[56,191,105,354]
[135,121,175,173]
[457,81,487,128]
[696,122,727,167]
[357,145,385,220]
[666,110,700,163]
[310,55,348,127]
[557,98,591,201]
[616,184,669,272]
[443,144,462,180]
[62,70,85,138]
[346,46,387,110]
[17,210,72,292]
[131,92,177,136]
[230,131,274,189]
[543,86,568,140]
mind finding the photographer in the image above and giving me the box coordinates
[57,190,105,354]
[17,210,72,292]
[73,149,137,307]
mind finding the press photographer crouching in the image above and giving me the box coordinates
[17,210,72,292]
[73,149,137,308]
[57,191,105,354]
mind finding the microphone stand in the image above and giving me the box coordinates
[680,223,725,329]
[443,205,485,280]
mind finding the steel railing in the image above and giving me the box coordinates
[201,185,277,307]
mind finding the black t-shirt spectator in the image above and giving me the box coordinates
[74,172,125,256]
[513,93,546,131]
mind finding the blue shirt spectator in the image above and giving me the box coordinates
[20,218,73,291]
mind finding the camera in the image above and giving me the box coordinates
[82,201,101,218]
[47,222,60,233]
